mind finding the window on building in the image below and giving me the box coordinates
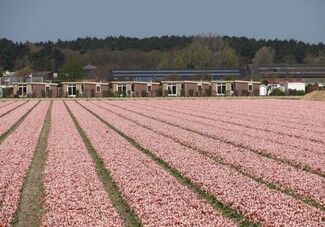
[67,84,77,97]
[45,85,50,93]
[117,84,127,96]
[147,84,152,92]
[167,84,177,96]
[96,84,101,93]
[248,84,253,92]
[18,85,27,96]
[217,83,226,95]
[197,84,202,92]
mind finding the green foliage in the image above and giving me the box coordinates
[180,89,185,97]
[15,67,34,77]
[270,88,286,96]
[141,90,148,97]
[41,90,46,98]
[252,46,275,64]
[1,36,325,73]
[241,90,249,96]
[205,88,211,97]
[288,89,305,96]
[31,46,64,71]
[48,89,53,98]
[155,88,162,97]
[58,60,85,81]
[102,90,109,97]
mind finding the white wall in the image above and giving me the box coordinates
[284,82,305,91]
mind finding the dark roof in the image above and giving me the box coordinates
[248,64,325,79]
[112,68,246,82]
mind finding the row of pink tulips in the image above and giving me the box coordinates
[145,99,325,146]
[41,101,123,226]
[0,101,37,138]
[80,101,325,226]
[0,102,49,225]
[156,99,325,130]
[113,100,325,175]
[95,100,325,208]
[68,101,235,226]
[0,101,20,114]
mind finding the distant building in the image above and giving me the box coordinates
[210,80,260,96]
[111,81,160,97]
[62,82,108,98]
[161,81,211,97]
[247,64,325,83]
[84,63,98,79]
[112,68,246,82]
[12,82,58,98]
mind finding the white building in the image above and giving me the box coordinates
[284,82,305,91]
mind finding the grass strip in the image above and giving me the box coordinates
[77,100,259,227]
[64,101,141,227]
[11,101,52,227]
[0,101,39,145]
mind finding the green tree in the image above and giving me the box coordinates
[58,61,84,81]
[215,47,239,67]
[252,46,275,64]
[175,42,214,68]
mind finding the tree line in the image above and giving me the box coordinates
[1,35,325,79]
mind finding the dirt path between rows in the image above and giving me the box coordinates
[12,102,52,227]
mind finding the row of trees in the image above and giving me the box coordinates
[1,35,325,78]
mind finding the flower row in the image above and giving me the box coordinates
[148,99,325,151]
[114,100,325,175]
[68,101,234,226]
[95,100,325,208]
[41,101,123,226]
[0,102,49,225]
[0,101,37,137]
[80,100,325,226]
[0,101,23,116]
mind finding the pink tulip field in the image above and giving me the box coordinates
[0,99,324,226]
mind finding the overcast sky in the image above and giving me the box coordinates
[1,0,324,44]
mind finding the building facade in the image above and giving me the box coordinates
[12,82,58,98]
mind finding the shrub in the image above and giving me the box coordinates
[141,90,148,97]
[241,90,249,96]
[127,90,131,97]
[295,90,305,96]
[164,90,169,97]
[155,88,162,97]
[102,90,109,97]
[180,89,185,97]
[270,88,286,96]
[205,88,211,97]
[41,90,46,98]
[48,89,53,98]
[76,89,80,98]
